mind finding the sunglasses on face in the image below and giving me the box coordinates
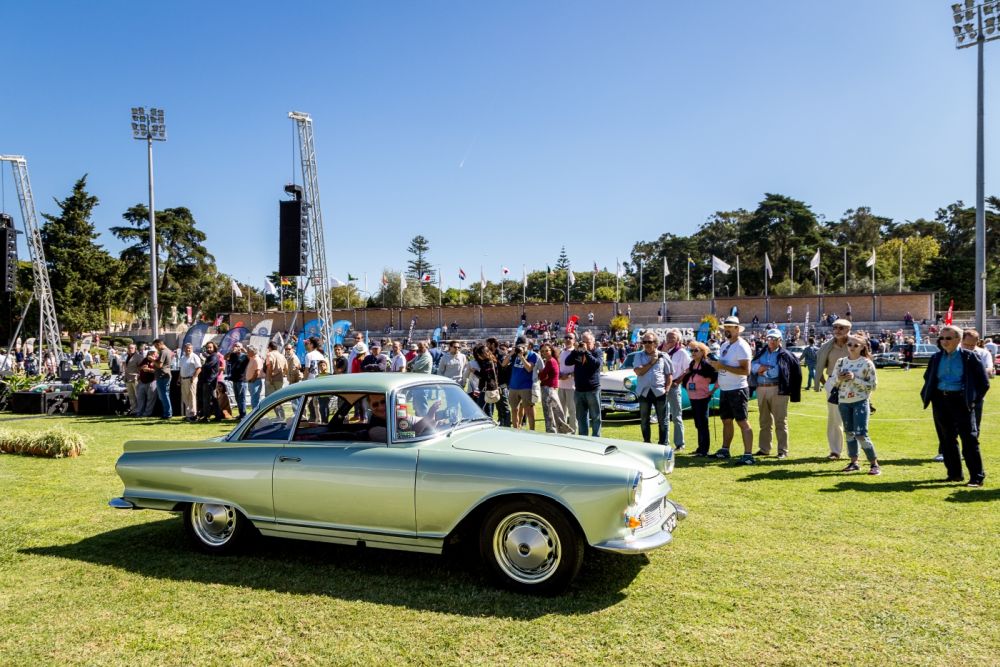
[847,343,862,348]
[642,340,656,344]
[939,336,957,341]
[834,326,849,330]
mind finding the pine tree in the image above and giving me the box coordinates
[554,246,570,270]
[406,235,434,282]
[40,175,122,335]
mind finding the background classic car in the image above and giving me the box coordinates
[111,374,685,594]
[600,351,720,416]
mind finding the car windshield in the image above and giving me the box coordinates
[622,352,639,369]
[392,383,492,440]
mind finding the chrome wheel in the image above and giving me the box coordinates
[492,511,562,584]
[189,503,237,547]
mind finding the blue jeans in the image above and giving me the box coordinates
[574,389,601,437]
[806,363,816,390]
[155,375,172,418]
[665,384,685,448]
[639,391,667,444]
[232,380,247,418]
[838,400,877,462]
[249,379,263,410]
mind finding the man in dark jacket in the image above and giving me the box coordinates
[750,329,802,459]
[567,331,603,437]
[920,325,989,487]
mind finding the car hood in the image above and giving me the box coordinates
[449,426,666,477]
[599,369,635,390]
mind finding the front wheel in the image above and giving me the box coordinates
[479,498,584,595]
[183,502,254,554]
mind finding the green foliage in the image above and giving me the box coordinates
[39,176,122,335]
[554,246,570,271]
[0,372,44,393]
[0,427,87,458]
[875,236,940,290]
[374,270,428,307]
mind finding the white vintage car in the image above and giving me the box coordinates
[599,351,720,415]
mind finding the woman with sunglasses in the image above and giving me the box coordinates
[680,341,718,456]
[831,334,881,475]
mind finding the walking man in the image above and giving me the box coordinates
[751,329,802,459]
[921,325,989,487]
[706,317,755,464]
[178,342,201,422]
[152,339,173,419]
[635,333,673,445]
[803,337,819,390]
[815,319,852,459]
[661,328,690,450]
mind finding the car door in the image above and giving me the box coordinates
[271,391,417,536]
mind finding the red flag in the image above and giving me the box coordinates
[566,315,580,334]
[945,299,954,325]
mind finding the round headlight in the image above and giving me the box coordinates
[623,376,637,391]
[628,471,643,506]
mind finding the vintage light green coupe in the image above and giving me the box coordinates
[110,374,685,594]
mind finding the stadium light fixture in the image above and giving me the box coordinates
[130,105,167,340]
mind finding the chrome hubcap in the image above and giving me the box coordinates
[191,503,236,546]
[493,512,561,584]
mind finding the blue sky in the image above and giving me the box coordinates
[0,1,989,293]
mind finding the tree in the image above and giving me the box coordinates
[111,205,219,324]
[40,175,123,335]
[739,194,824,295]
[406,235,433,282]
[554,247,570,271]
[373,269,428,307]
[875,236,941,292]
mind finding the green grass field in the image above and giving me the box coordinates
[0,370,997,665]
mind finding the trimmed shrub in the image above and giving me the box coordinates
[0,427,88,458]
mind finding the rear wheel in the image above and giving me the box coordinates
[479,497,584,595]
[183,502,253,554]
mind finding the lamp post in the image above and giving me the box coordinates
[951,1,996,334]
[130,107,166,340]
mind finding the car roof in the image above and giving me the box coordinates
[265,373,450,403]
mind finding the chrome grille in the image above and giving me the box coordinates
[640,498,665,527]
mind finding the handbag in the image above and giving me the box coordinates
[827,386,839,405]
[484,389,501,404]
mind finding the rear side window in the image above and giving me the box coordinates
[242,397,303,441]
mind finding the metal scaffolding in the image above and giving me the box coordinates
[288,112,333,348]
[0,155,63,359]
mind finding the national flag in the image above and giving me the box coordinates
[865,249,876,268]
[330,277,346,287]
[663,257,670,277]
[593,261,599,275]
[711,255,731,274]
[212,314,223,326]
[280,277,292,286]
[400,274,408,290]
[764,253,773,279]
[458,267,466,281]
[687,257,696,268]
[264,279,278,296]
[381,273,389,287]
[502,266,510,275]
[348,273,358,281]
[945,299,954,325]
[809,249,821,271]
[230,279,243,298]
[420,273,433,283]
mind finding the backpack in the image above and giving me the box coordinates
[110,355,121,375]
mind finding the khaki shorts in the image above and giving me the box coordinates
[509,389,534,411]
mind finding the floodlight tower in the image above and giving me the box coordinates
[130,106,166,339]
[950,1,997,334]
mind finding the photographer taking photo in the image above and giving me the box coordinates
[567,331,603,437]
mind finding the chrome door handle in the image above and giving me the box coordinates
[278,456,301,463]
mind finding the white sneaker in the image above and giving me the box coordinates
[932,454,945,462]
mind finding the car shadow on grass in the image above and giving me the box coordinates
[21,517,646,616]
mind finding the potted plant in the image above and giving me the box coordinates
[69,377,90,413]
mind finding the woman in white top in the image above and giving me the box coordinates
[832,334,880,475]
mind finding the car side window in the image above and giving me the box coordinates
[241,397,302,441]
[291,392,388,444]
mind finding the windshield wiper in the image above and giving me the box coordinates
[446,416,493,436]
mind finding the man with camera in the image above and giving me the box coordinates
[634,333,673,445]
[567,331,603,437]
[504,337,538,430]
[706,316,755,464]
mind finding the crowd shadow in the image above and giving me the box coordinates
[818,478,965,494]
[945,487,999,503]
[21,517,645,617]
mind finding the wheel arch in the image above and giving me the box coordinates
[446,491,586,548]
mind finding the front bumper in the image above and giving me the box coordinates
[600,390,639,413]
[592,500,687,554]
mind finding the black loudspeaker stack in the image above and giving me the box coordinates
[0,214,15,293]
[279,199,308,277]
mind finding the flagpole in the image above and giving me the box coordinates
[898,243,903,292]
[871,249,876,294]
[764,257,769,296]
[662,258,666,302]
[500,265,504,304]
[790,249,795,296]
[615,259,620,303]
[686,261,690,301]
[591,270,595,301]
[480,266,484,306]
[639,259,644,302]
[522,265,526,303]
[842,246,847,293]
[736,255,740,297]
[231,285,234,312]
[545,271,549,303]
[566,264,571,305]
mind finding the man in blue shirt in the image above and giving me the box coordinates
[920,325,989,487]
[634,333,673,445]
[504,338,538,430]
[750,329,802,459]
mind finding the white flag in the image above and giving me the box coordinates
[568,265,576,286]
[400,274,408,290]
[809,249,821,271]
[480,268,486,290]
[616,261,625,278]
[865,248,876,268]
[711,255,731,274]
[522,265,528,288]
[663,257,669,277]
[330,276,346,287]
[230,279,243,298]
[264,278,278,296]
[764,253,773,279]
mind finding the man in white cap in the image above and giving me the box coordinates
[751,329,802,459]
[815,318,852,459]
[706,316,755,464]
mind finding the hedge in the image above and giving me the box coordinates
[0,428,88,458]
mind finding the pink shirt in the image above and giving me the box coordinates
[685,361,714,400]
